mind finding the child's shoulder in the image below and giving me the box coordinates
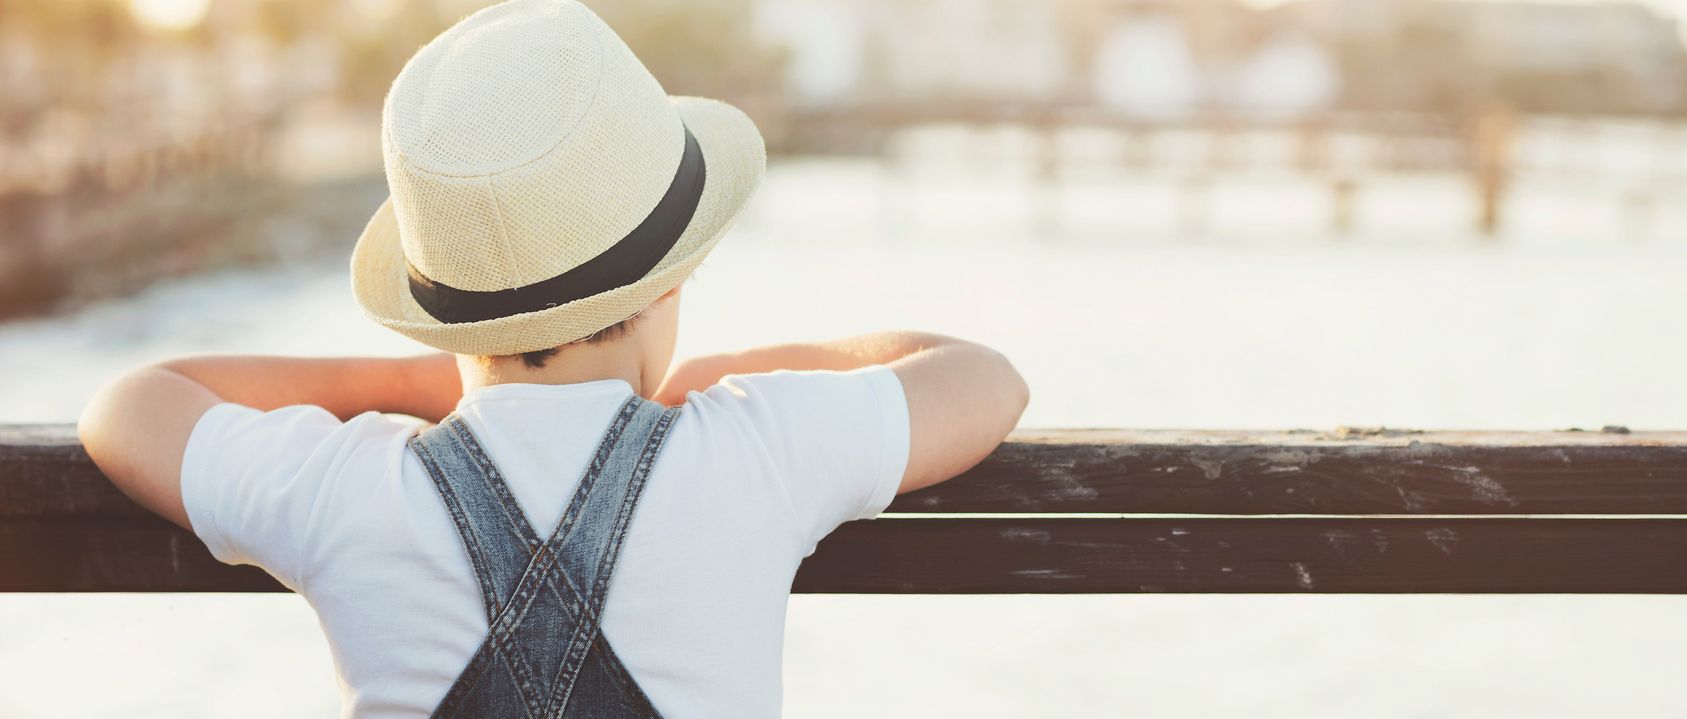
[191,402,429,474]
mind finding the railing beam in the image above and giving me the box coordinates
[4,424,1686,594]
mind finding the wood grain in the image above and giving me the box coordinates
[5,424,1686,593]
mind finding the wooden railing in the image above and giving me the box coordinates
[4,425,1686,594]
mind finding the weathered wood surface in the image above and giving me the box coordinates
[909,428,1687,514]
[3,424,1686,593]
[11,425,1687,517]
[797,517,1687,593]
[11,516,1687,594]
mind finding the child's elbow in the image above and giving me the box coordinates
[982,346,1030,425]
[77,364,176,464]
[1007,361,1030,417]
[78,369,145,469]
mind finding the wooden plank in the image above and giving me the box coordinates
[8,424,1687,517]
[0,518,284,593]
[0,426,141,518]
[889,429,1687,515]
[793,517,1687,594]
[7,513,1686,594]
[5,423,1687,594]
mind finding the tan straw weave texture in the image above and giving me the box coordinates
[351,0,766,355]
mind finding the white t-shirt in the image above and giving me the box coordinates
[180,366,910,718]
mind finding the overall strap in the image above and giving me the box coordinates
[535,396,677,717]
[410,397,641,623]
[411,395,678,719]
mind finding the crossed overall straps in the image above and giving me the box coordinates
[409,395,679,719]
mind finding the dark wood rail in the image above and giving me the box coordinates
[4,425,1686,593]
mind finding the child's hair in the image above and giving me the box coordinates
[508,315,639,369]
[505,271,690,368]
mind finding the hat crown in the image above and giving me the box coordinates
[388,1,598,175]
[381,0,684,293]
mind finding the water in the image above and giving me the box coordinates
[3,158,1687,717]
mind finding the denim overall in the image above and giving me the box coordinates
[408,394,678,718]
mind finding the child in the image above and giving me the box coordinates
[78,1,1028,716]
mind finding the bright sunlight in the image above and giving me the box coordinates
[129,0,211,31]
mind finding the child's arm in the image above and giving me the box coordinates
[654,331,1029,495]
[77,353,462,529]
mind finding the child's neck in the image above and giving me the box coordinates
[455,340,649,398]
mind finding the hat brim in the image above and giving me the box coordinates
[350,96,766,355]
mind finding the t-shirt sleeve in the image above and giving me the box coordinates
[179,402,357,591]
[699,365,910,550]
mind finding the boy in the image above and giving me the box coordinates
[78,1,1028,717]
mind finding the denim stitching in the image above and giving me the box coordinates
[443,396,643,714]
[446,418,542,549]
[551,397,641,545]
[484,396,638,637]
[414,433,539,719]
[592,634,660,715]
[411,432,499,719]
[543,404,677,716]
[512,397,648,714]
[421,395,670,717]
[441,403,631,631]
[547,404,660,685]
[432,631,507,717]
[427,424,549,716]
[417,423,549,719]
[535,402,665,716]
[410,434,501,620]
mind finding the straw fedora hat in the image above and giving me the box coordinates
[350,0,765,355]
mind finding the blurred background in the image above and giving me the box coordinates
[4,0,1687,716]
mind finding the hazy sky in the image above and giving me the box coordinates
[1240,0,1683,9]
[126,0,1687,41]
[1241,0,1687,38]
